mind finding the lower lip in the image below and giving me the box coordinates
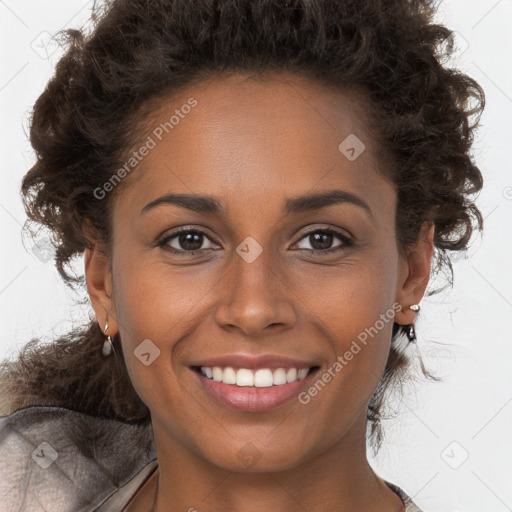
[191,368,319,412]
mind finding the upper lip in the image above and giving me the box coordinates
[190,354,319,370]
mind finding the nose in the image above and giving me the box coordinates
[214,244,297,337]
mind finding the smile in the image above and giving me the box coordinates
[197,366,311,386]
[191,365,321,412]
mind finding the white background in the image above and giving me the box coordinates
[1,1,511,510]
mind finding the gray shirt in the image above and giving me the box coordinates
[0,406,424,511]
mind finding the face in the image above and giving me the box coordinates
[86,72,432,473]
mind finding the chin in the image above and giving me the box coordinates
[201,442,311,474]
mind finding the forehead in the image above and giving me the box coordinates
[112,72,395,218]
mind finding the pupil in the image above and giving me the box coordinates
[311,232,332,250]
[180,232,202,250]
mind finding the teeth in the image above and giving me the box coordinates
[254,369,273,387]
[286,368,297,383]
[199,366,312,387]
[212,367,223,382]
[236,369,254,387]
[223,367,237,384]
[297,368,309,379]
[273,368,287,385]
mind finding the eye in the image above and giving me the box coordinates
[292,228,353,254]
[158,228,219,255]
[157,226,353,256]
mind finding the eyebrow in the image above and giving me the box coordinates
[140,189,373,218]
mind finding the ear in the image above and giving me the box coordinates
[83,221,118,337]
[394,221,435,326]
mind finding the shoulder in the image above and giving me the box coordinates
[385,480,426,512]
[0,405,157,512]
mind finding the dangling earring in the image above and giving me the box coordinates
[405,304,420,342]
[405,323,416,342]
[102,320,114,357]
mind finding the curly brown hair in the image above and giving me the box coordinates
[0,0,484,455]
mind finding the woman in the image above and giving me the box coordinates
[0,0,484,510]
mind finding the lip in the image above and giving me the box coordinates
[190,365,321,412]
[189,353,318,370]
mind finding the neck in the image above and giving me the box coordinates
[140,411,404,512]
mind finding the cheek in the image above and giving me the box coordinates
[321,291,394,386]
[300,249,398,345]
[299,250,399,403]
[110,251,221,401]
[113,250,217,342]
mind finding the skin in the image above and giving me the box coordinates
[85,72,434,512]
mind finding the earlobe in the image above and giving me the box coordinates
[394,221,435,326]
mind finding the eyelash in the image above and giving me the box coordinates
[157,226,354,256]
